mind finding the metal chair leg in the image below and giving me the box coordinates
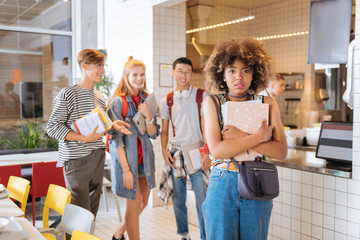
[112,191,122,222]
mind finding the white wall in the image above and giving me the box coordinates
[100,0,187,207]
[151,2,187,207]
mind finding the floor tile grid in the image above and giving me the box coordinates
[25,188,202,240]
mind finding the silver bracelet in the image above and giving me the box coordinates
[146,117,154,125]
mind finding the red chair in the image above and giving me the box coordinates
[30,161,66,226]
[0,165,22,187]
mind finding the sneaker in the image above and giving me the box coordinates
[180,235,191,240]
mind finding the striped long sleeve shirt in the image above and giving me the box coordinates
[46,85,106,167]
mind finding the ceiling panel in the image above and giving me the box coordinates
[0,0,58,25]
[213,0,286,9]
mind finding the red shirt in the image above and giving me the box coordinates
[131,95,143,164]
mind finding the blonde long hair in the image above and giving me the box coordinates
[108,56,147,106]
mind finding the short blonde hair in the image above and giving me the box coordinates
[77,49,106,70]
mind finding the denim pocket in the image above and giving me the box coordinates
[209,168,225,181]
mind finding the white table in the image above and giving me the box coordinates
[0,151,58,166]
[16,217,46,240]
[0,197,24,217]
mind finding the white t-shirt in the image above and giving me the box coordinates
[159,86,207,146]
[258,88,271,97]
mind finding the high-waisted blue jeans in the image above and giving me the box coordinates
[202,167,273,240]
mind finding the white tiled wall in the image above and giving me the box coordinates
[152,2,187,207]
[269,168,360,240]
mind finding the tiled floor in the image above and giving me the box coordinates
[25,188,201,240]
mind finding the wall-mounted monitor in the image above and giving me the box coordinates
[21,82,43,118]
[308,0,352,64]
[316,122,353,163]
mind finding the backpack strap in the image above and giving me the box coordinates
[121,95,129,118]
[166,91,175,137]
[167,89,204,137]
[196,88,204,134]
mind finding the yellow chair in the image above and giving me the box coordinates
[7,176,30,216]
[71,230,102,240]
[41,184,71,240]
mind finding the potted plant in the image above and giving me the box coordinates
[95,71,115,101]
[0,120,58,155]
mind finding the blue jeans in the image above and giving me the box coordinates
[171,166,206,240]
[202,168,273,240]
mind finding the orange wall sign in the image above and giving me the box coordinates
[10,69,21,83]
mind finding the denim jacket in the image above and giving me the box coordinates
[107,92,160,200]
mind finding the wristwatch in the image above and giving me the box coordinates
[146,117,154,125]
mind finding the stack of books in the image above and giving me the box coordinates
[71,107,112,136]
[181,142,204,174]
[222,101,269,161]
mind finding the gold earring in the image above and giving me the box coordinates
[223,79,226,82]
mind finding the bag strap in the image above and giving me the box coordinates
[230,157,241,172]
[209,95,224,131]
[253,94,265,103]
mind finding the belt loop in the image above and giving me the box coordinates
[226,161,230,172]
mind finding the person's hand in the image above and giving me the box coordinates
[112,120,132,135]
[257,119,273,143]
[222,125,247,140]
[84,126,105,142]
[201,154,212,170]
[122,167,134,190]
[162,149,174,168]
[138,102,151,120]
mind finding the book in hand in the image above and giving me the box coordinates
[133,93,159,136]
[91,107,112,131]
[181,142,204,174]
[221,101,269,161]
[188,147,207,171]
[70,107,112,136]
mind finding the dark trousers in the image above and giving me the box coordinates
[63,149,105,217]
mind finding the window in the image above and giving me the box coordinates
[0,0,72,142]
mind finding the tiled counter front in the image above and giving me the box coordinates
[268,167,360,240]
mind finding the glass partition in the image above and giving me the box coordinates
[0,0,72,146]
[0,0,71,30]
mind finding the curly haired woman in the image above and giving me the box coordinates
[202,39,287,240]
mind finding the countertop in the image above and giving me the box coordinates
[0,151,58,166]
[265,149,352,178]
